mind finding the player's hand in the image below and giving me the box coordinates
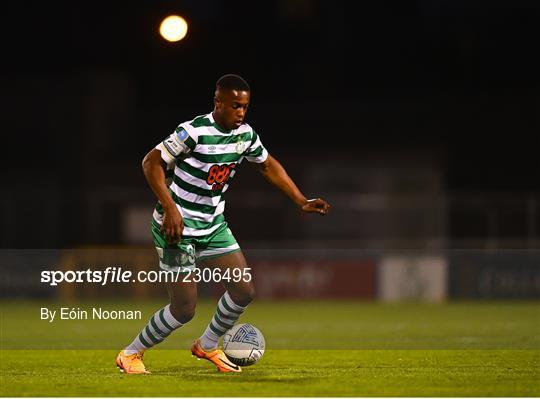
[161,206,184,244]
[301,198,330,216]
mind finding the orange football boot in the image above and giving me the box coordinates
[116,350,150,374]
[191,339,242,373]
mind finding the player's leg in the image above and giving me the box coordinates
[196,250,254,350]
[190,250,251,373]
[116,279,197,374]
[117,224,198,374]
[125,279,197,353]
[188,225,251,372]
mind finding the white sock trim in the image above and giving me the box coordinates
[223,291,246,313]
[163,304,183,329]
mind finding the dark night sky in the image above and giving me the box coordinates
[3,0,539,191]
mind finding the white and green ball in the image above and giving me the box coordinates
[223,323,265,366]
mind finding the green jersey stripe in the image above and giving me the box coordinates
[169,190,218,214]
[250,130,259,146]
[189,114,232,134]
[182,213,225,230]
[174,168,211,192]
[177,160,208,181]
[156,198,218,219]
[154,201,224,223]
[169,184,218,208]
[174,166,215,190]
[189,115,213,128]
[173,174,221,198]
[173,125,197,151]
[197,131,252,145]
[185,136,197,150]
[176,135,196,151]
[247,145,264,158]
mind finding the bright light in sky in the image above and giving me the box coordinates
[159,15,188,42]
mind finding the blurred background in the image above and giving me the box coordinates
[1,0,539,301]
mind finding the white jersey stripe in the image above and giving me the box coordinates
[170,181,220,207]
[183,222,223,237]
[152,201,225,225]
[174,168,213,190]
[197,142,245,155]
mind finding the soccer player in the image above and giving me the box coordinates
[116,74,330,374]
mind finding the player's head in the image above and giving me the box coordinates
[213,74,250,130]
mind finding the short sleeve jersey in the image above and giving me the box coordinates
[153,112,268,237]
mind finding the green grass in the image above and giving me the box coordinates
[1,300,539,396]
[2,349,538,397]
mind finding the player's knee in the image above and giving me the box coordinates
[175,309,195,324]
[169,302,196,324]
[177,310,195,324]
[244,285,256,303]
[230,285,256,306]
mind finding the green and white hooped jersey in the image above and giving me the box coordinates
[153,112,268,237]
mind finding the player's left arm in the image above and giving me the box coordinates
[256,154,330,216]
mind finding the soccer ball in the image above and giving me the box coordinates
[222,323,265,367]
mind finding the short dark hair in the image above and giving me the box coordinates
[216,74,250,92]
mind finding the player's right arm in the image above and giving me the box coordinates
[142,149,184,244]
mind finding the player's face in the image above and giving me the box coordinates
[214,89,250,130]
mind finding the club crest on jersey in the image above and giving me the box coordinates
[235,140,245,154]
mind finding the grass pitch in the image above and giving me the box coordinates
[1,300,539,396]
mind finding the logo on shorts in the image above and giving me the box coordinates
[179,244,196,267]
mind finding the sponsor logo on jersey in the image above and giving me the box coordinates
[206,163,236,191]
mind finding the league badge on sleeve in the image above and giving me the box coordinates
[163,127,190,157]
[175,127,189,142]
